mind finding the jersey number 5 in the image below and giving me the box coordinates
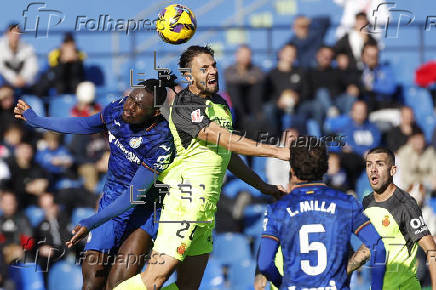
[299,224,327,276]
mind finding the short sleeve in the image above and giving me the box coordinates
[402,199,431,243]
[351,197,371,235]
[141,140,175,174]
[261,205,279,242]
[171,97,211,138]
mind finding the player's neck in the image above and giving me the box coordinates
[188,85,210,98]
[373,183,397,202]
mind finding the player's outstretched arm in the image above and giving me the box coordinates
[65,166,155,248]
[14,99,104,134]
[355,223,386,290]
[228,153,286,199]
[418,235,436,289]
[198,122,290,161]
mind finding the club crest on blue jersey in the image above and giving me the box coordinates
[129,137,142,149]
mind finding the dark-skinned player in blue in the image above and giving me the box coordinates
[13,76,177,290]
[257,137,387,290]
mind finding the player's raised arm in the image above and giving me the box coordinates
[228,153,286,199]
[14,99,104,134]
[198,122,290,161]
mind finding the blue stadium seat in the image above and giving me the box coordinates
[48,94,76,117]
[21,95,45,117]
[8,263,45,290]
[25,206,45,227]
[84,65,105,87]
[213,233,251,265]
[307,118,321,137]
[71,208,95,226]
[252,157,267,180]
[228,258,256,289]
[223,179,262,198]
[199,258,225,290]
[96,90,121,107]
[243,204,267,237]
[48,261,82,290]
[324,114,351,134]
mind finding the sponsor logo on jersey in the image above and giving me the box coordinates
[191,109,204,123]
[129,137,142,149]
[382,215,390,227]
[108,131,141,164]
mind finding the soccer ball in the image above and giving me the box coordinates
[156,4,197,45]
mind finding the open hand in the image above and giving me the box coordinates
[14,99,31,121]
[66,224,89,248]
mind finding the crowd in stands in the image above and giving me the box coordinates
[0,8,435,289]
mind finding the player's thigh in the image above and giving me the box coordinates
[106,228,153,289]
[140,250,179,289]
[82,250,112,290]
[175,253,210,290]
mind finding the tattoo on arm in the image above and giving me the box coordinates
[347,244,370,275]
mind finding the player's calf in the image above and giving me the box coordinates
[81,250,112,290]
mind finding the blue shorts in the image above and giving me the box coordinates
[84,193,161,254]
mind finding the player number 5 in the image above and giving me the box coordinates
[299,224,327,276]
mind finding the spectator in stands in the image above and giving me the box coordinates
[288,15,330,68]
[8,142,50,208]
[263,44,306,136]
[334,12,377,70]
[69,81,105,191]
[333,0,390,39]
[34,192,69,279]
[323,152,349,191]
[225,45,264,138]
[386,106,421,153]
[361,43,397,111]
[1,123,24,158]
[0,191,33,266]
[35,131,73,181]
[340,100,381,187]
[302,45,345,130]
[48,32,85,94]
[0,85,17,138]
[397,128,436,191]
[71,81,101,117]
[0,24,37,89]
[335,52,361,112]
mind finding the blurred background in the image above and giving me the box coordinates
[0,0,436,289]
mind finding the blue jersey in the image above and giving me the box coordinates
[100,97,175,205]
[262,182,370,290]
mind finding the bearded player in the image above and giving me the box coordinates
[103,45,289,290]
[14,76,177,289]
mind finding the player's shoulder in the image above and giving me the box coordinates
[209,93,230,108]
[391,187,419,208]
[362,193,375,209]
[174,88,207,106]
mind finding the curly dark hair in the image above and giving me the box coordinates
[179,45,215,70]
[135,72,178,106]
[290,136,328,181]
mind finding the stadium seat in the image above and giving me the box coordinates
[199,258,225,290]
[8,263,45,290]
[84,64,105,87]
[324,114,351,134]
[243,204,267,237]
[213,233,251,265]
[71,208,95,226]
[228,258,256,289]
[48,94,76,117]
[96,90,121,107]
[21,95,45,117]
[25,206,45,227]
[307,118,321,137]
[369,109,401,132]
[252,157,267,180]
[48,261,82,290]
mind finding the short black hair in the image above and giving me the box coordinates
[179,45,215,70]
[134,73,178,107]
[290,136,328,181]
[7,23,20,32]
[366,147,395,166]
